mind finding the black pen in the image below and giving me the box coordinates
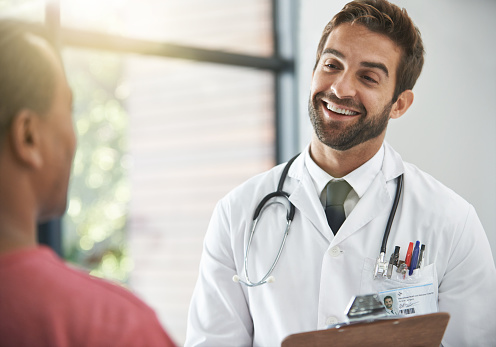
[417,244,425,269]
[391,246,400,267]
[387,246,400,278]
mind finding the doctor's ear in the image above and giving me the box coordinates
[9,109,44,169]
[390,90,414,120]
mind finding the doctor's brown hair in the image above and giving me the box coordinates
[314,0,424,103]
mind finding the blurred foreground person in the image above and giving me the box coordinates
[0,20,175,347]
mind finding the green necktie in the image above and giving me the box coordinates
[325,180,352,235]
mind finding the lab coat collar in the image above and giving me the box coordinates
[286,149,333,241]
[285,142,405,243]
[334,143,404,244]
[381,141,405,182]
[345,145,384,198]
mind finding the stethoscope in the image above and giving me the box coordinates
[232,153,404,287]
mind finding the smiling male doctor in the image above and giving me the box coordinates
[185,1,496,346]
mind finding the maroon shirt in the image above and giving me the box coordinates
[0,246,176,347]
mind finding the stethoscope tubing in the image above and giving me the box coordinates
[236,154,299,287]
[380,174,404,254]
[242,204,293,287]
[235,153,404,287]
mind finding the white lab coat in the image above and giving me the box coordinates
[186,142,496,347]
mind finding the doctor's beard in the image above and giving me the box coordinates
[308,92,393,151]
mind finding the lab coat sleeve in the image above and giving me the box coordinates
[438,205,496,347]
[185,198,253,347]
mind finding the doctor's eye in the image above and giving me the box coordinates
[322,62,342,72]
[325,63,338,69]
[361,75,379,84]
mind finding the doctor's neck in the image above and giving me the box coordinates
[309,133,384,178]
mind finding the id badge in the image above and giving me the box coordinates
[379,282,437,316]
[360,258,439,316]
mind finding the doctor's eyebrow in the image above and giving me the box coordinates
[321,48,389,77]
[322,48,344,59]
[360,61,389,77]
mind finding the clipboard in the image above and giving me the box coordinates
[281,312,450,347]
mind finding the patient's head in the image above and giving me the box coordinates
[0,20,76,222]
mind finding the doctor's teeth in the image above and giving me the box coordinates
[326,103,358,116]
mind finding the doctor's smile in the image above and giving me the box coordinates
[325,102,360,117]
[318,95,366,121]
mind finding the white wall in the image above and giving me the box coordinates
[297,0,496,262]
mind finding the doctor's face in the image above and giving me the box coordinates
[309,23,402,151]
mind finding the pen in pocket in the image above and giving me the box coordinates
[409,241,420,276]
[417,244,426,269]
[405,242,413,267]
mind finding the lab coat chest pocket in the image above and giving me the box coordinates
[360,257,439,316]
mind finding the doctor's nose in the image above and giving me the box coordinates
[330,73,357,99]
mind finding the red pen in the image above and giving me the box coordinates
[405,242,414,267]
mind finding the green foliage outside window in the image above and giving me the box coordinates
[63,50,132,283]
[0,1,131,282]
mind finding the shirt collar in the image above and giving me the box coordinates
[304,143,385,199]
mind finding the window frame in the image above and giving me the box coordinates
[40,0,298,255]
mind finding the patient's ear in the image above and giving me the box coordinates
[9,109,43,169]
[390,90,414,120]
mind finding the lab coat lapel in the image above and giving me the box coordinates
[332,171,390,244]
[284,143,405,245]
[287,155,332,242]
[332,142,405,244]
